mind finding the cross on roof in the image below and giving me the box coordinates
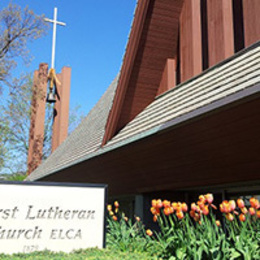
[44,7,66,69]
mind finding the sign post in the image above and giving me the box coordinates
[0,181,107,254]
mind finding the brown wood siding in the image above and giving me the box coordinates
[52,67,71,152]
[157,58,176,95]
[180,0,202,82]
[103,0,260,145]
[42,97,260,197]
[207,0,234,67]
[103,0,184,143]
[102,0,151,144]
[243,0,260,47]
[117,0,182,131]
[27,64,48,174]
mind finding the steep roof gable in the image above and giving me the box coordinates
[102,0,184,144]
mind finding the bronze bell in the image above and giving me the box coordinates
[46,91,56,103]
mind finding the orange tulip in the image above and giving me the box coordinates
[249,207,256,216]
[202,205,209,216]
[150,207,158,215]
[191,203,197,211]
[176,211,184,220]
[237,198,245,208]
[146,229,153,237]
[250,197,260,209]
[172,202,178,210]
[216,220,221,227]
[226,213,234,221]
[239,214,246,222]
[152,199,157,208]
[197,200,205,210]
[220,200,231,213]
[135,216,141,222]
[257,210,260,219]
[176,205,182,213]
[112,216,117,221]
[163,200,171,208]
[114,201,119,208]
[205,193,214,204]
[181,203,188,212]
[229,200,236,211]
[199,195,206,203]
[124,216,128,222]
[164,207,172,216]
[153,215,158,222]
[156,199,163,209]
[241,207,248,214]
[194,213,200,222]
[189,210,196,218]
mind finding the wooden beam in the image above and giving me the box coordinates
[243,0,260,47]
[157,58,176,96]
[52,67,71,152]
[207,0,234,67]
[180,0,202,82]
[27,63,48,174]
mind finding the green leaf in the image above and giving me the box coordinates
[229,248,242,260]
[176,248,186,260]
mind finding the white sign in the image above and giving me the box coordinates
[0,181,107,254]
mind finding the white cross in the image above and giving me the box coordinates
[44,7,66,69]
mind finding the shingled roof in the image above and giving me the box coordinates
[27,76,119,181]
[27,41,260,182]
[107,43,260,147]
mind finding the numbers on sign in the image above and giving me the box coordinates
[23,245,39,253]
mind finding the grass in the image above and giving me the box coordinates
[0,248,158,260]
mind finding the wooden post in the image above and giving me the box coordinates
[27,63,48,175]
[242,0,260,47]
[207,0,234,67]
[180,0,202,82]
[51,67,71,152]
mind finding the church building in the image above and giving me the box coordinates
[27,0,260,222]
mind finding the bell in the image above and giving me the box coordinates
[46,92,56,103]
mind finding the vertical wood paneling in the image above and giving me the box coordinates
[27,64,48,174]
[180,0,202,82]
[207,0,234,67]
[157,58,176,96]
[243,0,260,47]
[52,67,71,152]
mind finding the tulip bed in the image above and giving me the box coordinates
[107,194,260,259]
[1,194,259,259]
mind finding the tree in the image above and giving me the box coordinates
[0,74,85,175]
[0,2,47,175]
[0,3,47,91]
[0,74,53,174]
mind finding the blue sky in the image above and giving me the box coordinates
[0,0,137,115]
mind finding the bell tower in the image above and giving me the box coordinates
[27,7,70,175]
